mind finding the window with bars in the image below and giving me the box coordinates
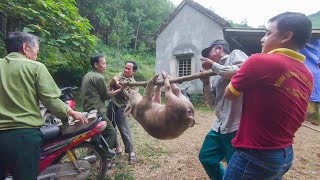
[177,58,191,77]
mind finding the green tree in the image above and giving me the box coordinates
[308,11,320,29]
[228,19,252,28]
[76,0,174,50]
[109,10,133,49]
[0,0,96,55]
[126,0,175,50]
[0,0,97,85]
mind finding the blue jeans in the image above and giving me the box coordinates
[223,146,293,180]
[199,130,237,180]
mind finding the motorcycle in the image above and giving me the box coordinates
[5,110,116,180]
[41,86,78,126]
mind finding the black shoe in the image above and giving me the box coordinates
[128,152,137,165]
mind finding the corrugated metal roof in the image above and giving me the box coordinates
[224,28,320,55]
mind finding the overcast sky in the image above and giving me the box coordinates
[170,0,319,27]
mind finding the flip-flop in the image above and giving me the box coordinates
[115,147,123,155]
[128,152,137,165]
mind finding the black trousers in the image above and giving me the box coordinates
[107,103,134,153]
[0,128,43,180]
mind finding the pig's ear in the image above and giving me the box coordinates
[124,105,132,116]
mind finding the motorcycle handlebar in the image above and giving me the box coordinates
[68,110,98,125]
[60,86,78,92]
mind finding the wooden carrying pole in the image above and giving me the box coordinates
[121,70,216,87]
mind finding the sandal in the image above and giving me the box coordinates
[128,152,137,165]
[115,147,123,155]
[106,160,115,169]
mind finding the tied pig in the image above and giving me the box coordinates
[124,71,195,140]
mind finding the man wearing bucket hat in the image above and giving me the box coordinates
[198,39,248,180]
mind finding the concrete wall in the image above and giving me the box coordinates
[156,4,224,93]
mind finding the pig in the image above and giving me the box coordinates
[123,71,195,140]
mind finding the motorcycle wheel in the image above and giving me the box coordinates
[56,142,108,180]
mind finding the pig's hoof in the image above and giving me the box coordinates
[152,74,160,82]
[161,71,168,79]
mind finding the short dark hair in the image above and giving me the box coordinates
[5,31,39,53]
[269,12,312,49]
[90,54,105,68]
[126,61,138,71]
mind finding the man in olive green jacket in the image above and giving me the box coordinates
[108,61,139,164]
[81,55,126,150]
[0,32,87,180]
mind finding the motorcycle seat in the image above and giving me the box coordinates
[60,111,100,138]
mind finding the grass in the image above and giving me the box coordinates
[70,89,210,179]
[194,105,212,111]
[104,105,210,179]
[105,115,171,179]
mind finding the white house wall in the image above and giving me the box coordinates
[156,4,225,93]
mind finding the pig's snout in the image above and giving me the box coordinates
[189,117,195,127]
[187,108,194,117]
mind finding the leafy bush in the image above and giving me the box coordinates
[94,40,156,83]
[190,93,207,106]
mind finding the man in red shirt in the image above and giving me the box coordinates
[224,12,314,179]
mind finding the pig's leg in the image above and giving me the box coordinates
[152,84,162,103]
[163,73,181,98]
[170,83,182,97]
[143,74,159,100]
[161,71,175,99]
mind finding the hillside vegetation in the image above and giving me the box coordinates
[309,11,320,29]
[0,0,175,86]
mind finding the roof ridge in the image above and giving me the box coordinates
[153,0,230,39]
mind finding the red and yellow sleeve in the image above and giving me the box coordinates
[228,82,241,96]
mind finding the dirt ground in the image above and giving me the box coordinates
[126,110,320,180]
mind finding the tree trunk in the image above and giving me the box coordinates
[122,70,216,87]
[133,17,141,54]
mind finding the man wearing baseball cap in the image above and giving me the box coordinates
[198,39,248,180]
[201,39,230,58]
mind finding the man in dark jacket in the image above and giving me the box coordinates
[81,55,126,150]
[108,61,139,164]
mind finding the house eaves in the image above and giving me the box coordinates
[224,28,320,55]
[154,0,230,39]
